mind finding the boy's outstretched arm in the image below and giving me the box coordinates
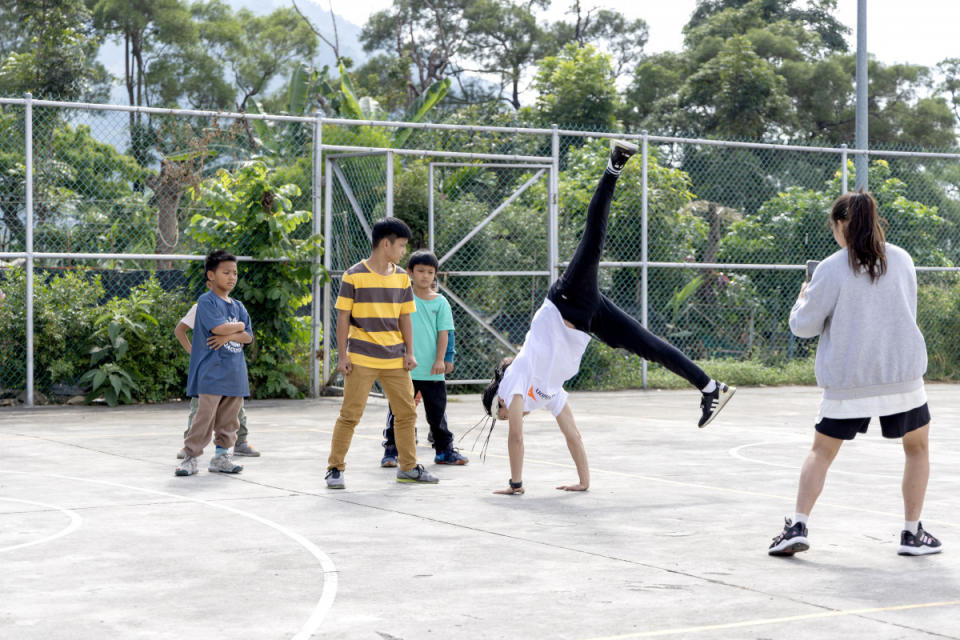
[554,403,589,491]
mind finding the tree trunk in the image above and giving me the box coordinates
[145,160,186,271]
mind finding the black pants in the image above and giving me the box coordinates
[546,170,711,390]
[383,379,453,453]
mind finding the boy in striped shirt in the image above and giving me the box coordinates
[325,217,440,488]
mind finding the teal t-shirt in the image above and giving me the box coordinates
[410,293,454,381]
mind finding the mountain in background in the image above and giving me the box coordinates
[96,0,366,109]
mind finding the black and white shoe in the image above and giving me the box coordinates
[698,382,735,428]
[898,522,942,556]
[769,517,810,556]
[608,139,638,174]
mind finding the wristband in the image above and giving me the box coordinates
[509,479,523,489]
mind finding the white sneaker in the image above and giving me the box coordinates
[208,453,243,474]
[396,464,439,484]
[175,455,198,476]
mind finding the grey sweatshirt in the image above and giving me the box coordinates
[790,243,927,400]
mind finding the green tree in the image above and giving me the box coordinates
[0,0,108,101]
[462,0,546,110]
[186,162,324,398]
[530,43,618,130]
[360,0,471,107]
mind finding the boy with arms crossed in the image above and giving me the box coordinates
[175,250,253,476]
[174,292,260,459]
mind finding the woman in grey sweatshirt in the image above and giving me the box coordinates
[768,191,941,557]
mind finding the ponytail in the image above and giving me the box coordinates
[481,356,513,416]
[830,191,887,282]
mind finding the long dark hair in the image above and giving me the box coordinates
[481,357,513,416]
[830,190,887,282]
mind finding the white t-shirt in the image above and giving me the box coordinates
[179,304,198,329]
[497,299,591,416]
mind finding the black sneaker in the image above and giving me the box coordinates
[699,382,735,428]
[769,517,809,556]
[898,522,942,556]
[609,139,638,173]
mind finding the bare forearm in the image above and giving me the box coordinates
[337,310,350,355]
[508,395,524,483]
[211,321,245,335]
[174,326,191,353]
[399,314,414,352]
[557,405,590,488]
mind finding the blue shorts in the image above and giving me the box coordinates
[815,403,930,440]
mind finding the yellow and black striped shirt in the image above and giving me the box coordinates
[335,260,416,369]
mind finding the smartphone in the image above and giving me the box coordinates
[805,260,820,282]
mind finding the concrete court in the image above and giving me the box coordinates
[1,385,959,640]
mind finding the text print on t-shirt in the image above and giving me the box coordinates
[223,314,244,353]
[528,386,555,402]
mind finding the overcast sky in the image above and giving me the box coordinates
[311,0,959,69]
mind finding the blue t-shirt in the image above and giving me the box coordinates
[186,291,252,397]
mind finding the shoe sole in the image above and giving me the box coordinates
[769,538,810,556]
[381,460,398,468]
[233,451,260,457]
[208,466,243,473]
[435,459,468,465]
[898,545,942,556]
[699,387,737,428]
[326,484,345,489]
[174,469,197,476]
[612,140,639,154]
[396,478,439,484]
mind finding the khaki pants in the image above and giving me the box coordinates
[186,397,249,442]
[328,364,417,471]
[183,394,243,457]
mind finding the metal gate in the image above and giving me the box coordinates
[317,146,557,393]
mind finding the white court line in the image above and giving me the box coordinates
[0,497,82,553]
[581,599,960,639]
[0,471,337,640]
[730,441,960,482]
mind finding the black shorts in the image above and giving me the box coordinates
[815,403,930,440]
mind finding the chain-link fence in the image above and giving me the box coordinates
[3,95,960,405]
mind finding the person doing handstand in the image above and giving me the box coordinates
[481,140,736,495]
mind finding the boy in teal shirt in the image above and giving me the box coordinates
[381,250,468,466]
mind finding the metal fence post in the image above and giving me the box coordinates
[25,93,34,407]
[641,131,649,390]
[840,144,848,194]
[311,112,322,398]
[385,150,394,217]
[322,157,334,391]
[549,125,559,284]
[428,163,435,253]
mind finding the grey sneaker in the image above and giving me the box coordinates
[396,464,439,484]
[233,441,261,457]
[326,468,345,489]
[208,453,243,474]
[175,455,198,476]
[177,448,187,460]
